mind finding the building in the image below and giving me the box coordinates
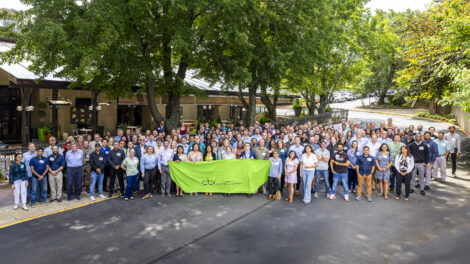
[0,39,298,144]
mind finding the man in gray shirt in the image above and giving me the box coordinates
[444,125,461,176]
[314,140,330,198]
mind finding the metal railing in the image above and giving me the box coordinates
[273,108,348,128]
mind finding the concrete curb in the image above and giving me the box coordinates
[350,109,470,137]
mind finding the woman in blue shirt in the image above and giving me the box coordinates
[347,140,359,193]
[268,150,283,200]
[276,140,287,194]
[9,153,29,211]
[140,146,159,200]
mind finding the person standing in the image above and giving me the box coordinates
[366,134,381,192]
[140,146,159,199]
[388,134,405,193]
[284,151,299,203]
[267,150,282,200]
[65,143,84,201]
[423,131,438,189]
[29,148,50,207]
[100,139,110,192]
[347,141,359,193]
[159,141,174,197]
[89,144,107,201]
[375,143,393,200]
[329,143,350,202]
[172,145,188,197]
[47,146,65,202]
[82,141,94,193]
[289,136,305,196]
[134,136,147,194]
[44,136,63,157]
[444,125,461,176]
[433,132,451,182]
[395,146,415,201]
[254,139,269,161]
[355,146,376,202]
[300,145,318,205]
[314,140,330,198]
[108,141,126,198]
[409,133,429,195]
[9,153,29,211]
[121,148,139,200]
[21,143,36,203]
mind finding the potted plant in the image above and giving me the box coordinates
[293,99,302,117]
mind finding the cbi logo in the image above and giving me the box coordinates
[202,177,216,185]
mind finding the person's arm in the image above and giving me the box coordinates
[424,145,429,165]
[457,135,461,156]
[140,156,146,173]
[108,152,117,168]
[9,164,15,185]
[30,164,40,178]
[121,159,127,171]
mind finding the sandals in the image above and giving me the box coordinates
[376,193,383,197]
[395,196,400,200]
[384,196,389,200]
[404,197,409,201]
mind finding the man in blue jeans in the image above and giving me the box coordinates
[29,148,49,208]
[329,143,350,202]
[314,140,331,198]
[89,144,107,201]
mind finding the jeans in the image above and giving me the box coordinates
[125,174,138,198]
[296,165,301,191]
[27,177,33,201]
[268,177,279,195]
[134,172,141,193]
[332,173,349,195]
[67,167,83,200]
[90,171,104,196]
[302,170,315,203]
[31,175,47,205]
[348,168,357,191]
[314,169,331,194]
[144,168,156,194]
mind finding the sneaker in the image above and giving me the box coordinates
[326,193,331,199]
[415,183,420,188]
[22,204,29,211]
[99,194,106,199]
[367,197,372,202]
[57,198,62,203]
[355,196,362,201]
[108,193,113,198]
[420,190,426,196]
[390,188,395,193]
[313,192,319,198]
[31,204,36,208]
[43,202,48,206]
[90,196,95,201]
[49,199,55,203]
[13,204,19,210]
[424,185,430,190]
[329,194,336,200]
[441,178,446,182]
[410,189,415,193]
[345,195,350,202]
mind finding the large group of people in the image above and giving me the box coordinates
[8,118,462,211]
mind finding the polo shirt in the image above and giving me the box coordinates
[29,156,49,175]
[48,154,65,171]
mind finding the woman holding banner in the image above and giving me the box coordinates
[222,146,236,197]
[173,145,188,197]
[203,145,217,196]
[188,144,203,197]
[268,150,283,200]
[285,150,299,203]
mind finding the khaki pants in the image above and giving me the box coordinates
[357,173,372,198]
[48,171,63,200]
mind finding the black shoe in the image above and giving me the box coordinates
[108,193,113,198]
[57,198,62,203]
[49,199,55,203]
[415,184,420,188]
[390,188,394,193]
[420,190,425,196]
[410,189,414,193]
[424,185,430,190]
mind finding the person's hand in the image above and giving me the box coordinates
[52,171,57,176]
[332,170,336,174]
[38,175,43,181]
[142,172,145,178]
[423,164,427,167]
[25,181,28,187]
[115,165,119,170]
[96,169,101,174]
[11,184,15,190]
[429,163,433,167]
[160,170,162,174]
[457,152,461,157]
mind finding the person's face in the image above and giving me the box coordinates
[37,149,44,157]
[164,141,169,148]
[438,133,444,140]
[95,145,101,153]
[52,146,59,155]
[424,133,430,141]
[118,130,122,136]
[49,138,56,145]
[84,142,89,148]
[102,140,108,147]
[337,144,343,152]
[16,154,22,163]
[371,135,377,142]
[29,144,36,152]
[321,141,326,149]
[119,141,125,148]
[140,138,146,145]
[114,142,119,149]
[449,127,455,133]
[363,148,369,156]
[128,142,133,148]
[245,144,250,151]
[259,140,265,147]
[381,144,387,152]
[295,137,300,145]
[71,145,77,152]
[273,152,279,159]
[418,125,423,131]
[289,152,295,159]
[394,135,400,142]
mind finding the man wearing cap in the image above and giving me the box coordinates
[89,144,107,200]
[29,147,49,207]
[402,131,415,147]
[409,133,429,195]
[65,143,84,201]
[314,140,330,198]
[47,145,65,202]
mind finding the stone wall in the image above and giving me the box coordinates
[452,106,470,133]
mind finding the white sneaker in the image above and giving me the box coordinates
[313,192,319,198]
[99,194,106,199]
[326,193,331,199]
[90,196,95,201]
[13,204,19,210]
[329,194,336,200]
[22,204,29,211]
[345,194,350,202]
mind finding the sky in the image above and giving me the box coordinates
[1,0,434,12]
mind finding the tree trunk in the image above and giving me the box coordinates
[260,85,278,122]
[245,84,257,126]
[378,89,387,105]
[145,77,165,129]
[20,87,33,147]
[165,93,181,130]
[51,88,59,138]
[318,94,328,114]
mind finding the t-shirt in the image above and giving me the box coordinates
[330,151,349,174]
[314,148,330,170]
[122,157,139,176]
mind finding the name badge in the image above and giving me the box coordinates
[117,153,121,157]
[356,152,360,155]
[86,155,90,159]
[39,160,44,164]
[452,138,456,142]
[99,157,103,161]
[367,158,372,162]
[50,157,54,162]
[419,146,424,150]
[344,147,348,150]
[273,162,279,165]
[383,155,388,158]
[105,151,109,155]
[78,154,82,159]
[441,143,446,147]
[281,150,285,153]
[20,165,24,169]
[262,153,266,156]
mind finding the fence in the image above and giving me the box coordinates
[273,108,349,128]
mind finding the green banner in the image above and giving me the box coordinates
[169,159,270,193]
